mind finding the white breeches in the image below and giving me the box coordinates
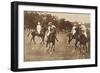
[37,29,41,34]
[83,31,87,38]
[47,30,51,36]
[71,29,76,35]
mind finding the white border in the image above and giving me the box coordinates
[18,5,95,68]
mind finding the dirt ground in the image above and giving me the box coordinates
[24,30,90,62]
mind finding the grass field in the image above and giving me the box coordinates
[24,30,90,62]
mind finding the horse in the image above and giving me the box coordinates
[75,27,90,53]
[68,26,80,45]
[68,25,89,54]
[46,28,58,54]
[78,32,88,53]
[30,26,47,44]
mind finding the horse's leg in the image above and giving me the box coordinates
[75,39,78,49]
[69,38,72,44]
[30,36,33,50]
[50,42,53,53]
[49,42,54,54]
[68,35,71,44]
[49,43,51,49]
[46,41,51,53]
[52,41,55,52]
[40,36,43,45]
[84,43,87,53]
[30,36,33,42]
[45,40,51,54]
[45,41,48,51]
[68,34,73,44]
[79,43,82,54]
[81,44,86,57]
[80,43,86,57]
[32,35,36,44]
[42,36,44,44]
[41,36,45,45]
[46,41,48,48]
[27,31,31,37]
[55,36,58,42]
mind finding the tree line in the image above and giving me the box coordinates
[24,11,74,32]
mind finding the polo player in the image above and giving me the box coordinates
[71,24,77,35]
[79,23,87,38]
[36,22,42,34]
[47,22,56,36]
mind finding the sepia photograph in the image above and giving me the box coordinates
[24,11,90,61]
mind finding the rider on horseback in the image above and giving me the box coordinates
[71,22,87,39]
[79,23,87,38]
[47,22,56,36]
[46,22,58,41]
[71,23,78,39]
